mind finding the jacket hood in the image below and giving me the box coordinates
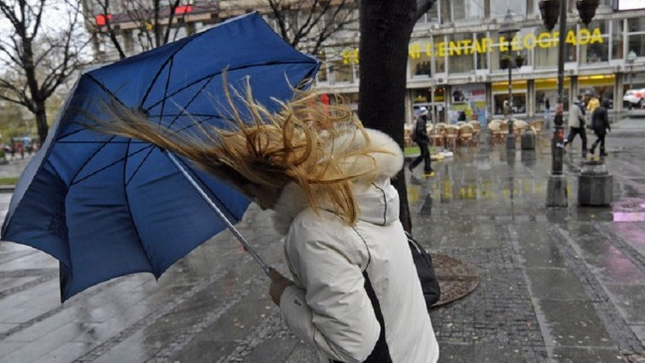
[271,128,403,234]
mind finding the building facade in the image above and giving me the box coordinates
[315,0,645,125]
[82,1,645,125]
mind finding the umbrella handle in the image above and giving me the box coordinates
[165,151,271,276]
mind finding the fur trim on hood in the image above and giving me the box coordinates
[271,128,403,235]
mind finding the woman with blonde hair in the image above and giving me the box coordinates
[90,86,439,363]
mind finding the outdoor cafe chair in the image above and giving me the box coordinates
[444,125,459,150]
[457,123,474,147]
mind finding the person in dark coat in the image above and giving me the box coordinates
[408,107,434,176]
[589,99,611,157]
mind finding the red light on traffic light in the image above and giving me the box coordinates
[95,14,112,26]
[175,5,193,14]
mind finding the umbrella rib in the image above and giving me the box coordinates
[171,153,240,222]
[144,60,315,112]
[124,145,157,186]
[155,57,174,126]
[140,30,209,107]
[70,144,155,186]
[121,137,155,276]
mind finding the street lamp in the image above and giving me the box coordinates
[499,10,519,150]
[540,0,599,207]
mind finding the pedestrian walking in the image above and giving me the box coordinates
[589,99,611,157]
[91,88,440,363]
[544,98,551,129]
[564,95,588,157]
[586,94,600,115]
[408,107,434,177]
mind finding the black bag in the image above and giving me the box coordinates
[406,232,440,308]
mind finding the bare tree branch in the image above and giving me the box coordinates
[0,0,91,142]
[260,0,358,56]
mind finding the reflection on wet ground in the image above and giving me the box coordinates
[407,134,645,362]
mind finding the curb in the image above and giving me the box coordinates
[0,185,15,193]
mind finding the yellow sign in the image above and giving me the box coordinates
[409,28,604,59]
[341,28,603,65]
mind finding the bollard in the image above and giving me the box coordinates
[521,128,536,150]
[577,160,613,206]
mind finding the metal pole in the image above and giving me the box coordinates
[506,53,515,150]
[165,151,272,276]
[546,0,568,207]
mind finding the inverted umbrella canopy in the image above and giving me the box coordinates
[1,12,319,302]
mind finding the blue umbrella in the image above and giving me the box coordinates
[0,12,319,302]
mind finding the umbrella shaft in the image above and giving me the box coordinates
[165,151,271,276]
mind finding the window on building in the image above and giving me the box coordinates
[533,24,577,68]
[612,19,624,60]
[451,0,485,21]
[410,40,433,77]
[490,0,526,17]
[329,59,355,84]
[579,75,615,110]
[447,33,475,73]
[581,20,609,64]
[316,54,329,83]
[419,2,440,23]
[535,78,571,112]
[434,35,447,73]
[493,81,527,116]
[490,29,531,72]
[627,17,645,58]
[476,32,489,70]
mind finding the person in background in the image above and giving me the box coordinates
[503,100,511,119]
[590,99,611,157]
[544,98,551,129]
[91,87,440,363]
[408,106,434,177]
[586,94,600,115]
[564,95,588,157]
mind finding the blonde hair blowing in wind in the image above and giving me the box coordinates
[90,82,391,225]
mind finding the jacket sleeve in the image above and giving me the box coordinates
[279,235,380,363]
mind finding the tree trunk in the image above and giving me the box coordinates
[35,102,48,144]
[358,1,417,232]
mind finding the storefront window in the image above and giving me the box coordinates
[579,75,615,110]
[447,33,475,73]
[612,19,624,60]
[490,0,526,17]
[627,17,645,57]
[492,81,527,116]
[535,78,571,112]
[580,21,609,64]
[412,88,433,103]
[449,84,487,123]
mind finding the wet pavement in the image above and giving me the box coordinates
[1,125,645,362]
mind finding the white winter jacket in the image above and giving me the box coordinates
[272,129,439,363]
